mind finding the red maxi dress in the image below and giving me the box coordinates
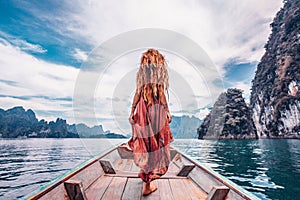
[128,88,174,183]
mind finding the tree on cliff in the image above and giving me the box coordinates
[250,0,300,137]
[198,88,257,139]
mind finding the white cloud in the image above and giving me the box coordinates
[72,48,88,62]
[0,31,47,53]
[0,39,78,122]
[195,107,211,120]
[1,0,284,133]
[72,48,221,134]
[23,0,282,71]
[55,0,282,73]
[231,81,252,103]
[13,38,47,53]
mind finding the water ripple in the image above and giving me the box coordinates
[172,139,300,200]
[0,138,299,200]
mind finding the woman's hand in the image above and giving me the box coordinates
[166,111,172,123]
[129,113,135,124]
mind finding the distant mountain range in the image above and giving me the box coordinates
[0,106,125,138]
[170,115,202,138]
[0,106,202,139]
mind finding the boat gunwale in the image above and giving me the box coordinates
[171,146,260,200]
[22,142,122,200]
[23,143,260,200]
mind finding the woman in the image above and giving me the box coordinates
[123,49,174,196]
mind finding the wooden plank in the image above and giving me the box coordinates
[101,177,127,200]
[177,164,195,177]
[39,183,68,200]
[169,178,191,200]
[121,178,143,200]
[131,161,140,172]
[140,180,159,200]
[64,180,87,200]
[170,148,178,160]
[114,159,134,174]
[100,159,116,174]
[69,160,104,190]
[206,186,229,200]
[124,159,133,171]
[85,175,113,200]
[172,153,193,170]
[114,159,126,171]
[118,159,133,171]
[172,153,184,168]
[226,189,246,200]
[105,171,138,178]
[117,146,134,159]
[182,178,207,200]
[106,171,187,179]
[165,161,180,176]
[158,179,174,200]
[101,149,122,166]
[188,167,222,194]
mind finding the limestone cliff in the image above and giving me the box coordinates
[198,88,257,139]
[250,0,300,137]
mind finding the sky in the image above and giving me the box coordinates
[0,0,283,134]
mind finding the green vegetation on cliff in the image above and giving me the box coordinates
[198,88,257,139]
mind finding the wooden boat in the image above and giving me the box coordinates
[23,144,260,200]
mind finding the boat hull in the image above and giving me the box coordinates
[23,144,259,200]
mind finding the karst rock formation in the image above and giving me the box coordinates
[250,0,300,138]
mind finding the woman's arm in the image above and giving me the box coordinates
[129,87,141,124]
[158,84,172,123]
[131,87,141,114]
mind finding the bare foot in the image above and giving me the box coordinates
[142,182,157,196]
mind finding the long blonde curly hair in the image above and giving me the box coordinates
[136,49,169,105]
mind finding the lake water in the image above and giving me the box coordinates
[0,138,299,200]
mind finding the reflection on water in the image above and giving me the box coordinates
[0,138,299,200]
[0,138,124,199]
[173,139,300,200]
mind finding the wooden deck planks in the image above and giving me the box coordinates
[169,178,192,200]
[188,166,222,194]
[130,160,140,172]
[86,176,206,200]
[157,179,174,200]
[165,161,180,176]
[101,177,128,200]
[182,178,207,200]
[39,183,69,200]
[115,159,126,170]
[86,158,208,200]
[117,147,134,159]
[115,159,134,171]
[27,146,257,200]
[85,175,113,200]
[122,159,133,171]
[121,178,143,200]
[69,161,104,190]
[102,149,122,166]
